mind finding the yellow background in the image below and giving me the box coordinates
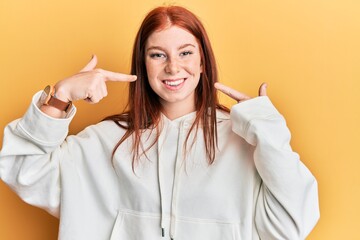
[0,0,359,239]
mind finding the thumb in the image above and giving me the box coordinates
[258,82,268,96]
[79,54,98,72]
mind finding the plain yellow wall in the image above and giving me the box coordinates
[1,0,359,239]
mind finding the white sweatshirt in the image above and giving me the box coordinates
[0,92,319,240]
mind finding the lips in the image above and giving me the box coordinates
[162,78,187,90]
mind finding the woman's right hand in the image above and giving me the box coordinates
[40,55,137,118]
[54,55,137,103]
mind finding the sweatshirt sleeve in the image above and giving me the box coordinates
[0,91,76,217]
[230,96,319,239]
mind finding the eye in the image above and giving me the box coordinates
[180,51,193,57]
[149,53,166,59]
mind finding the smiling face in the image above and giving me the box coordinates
[145,25,203,117]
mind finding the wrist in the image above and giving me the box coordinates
[39,85,72,113]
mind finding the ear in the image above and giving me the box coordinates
[200,62,203,73]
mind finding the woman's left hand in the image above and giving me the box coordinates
[214,82,268,103]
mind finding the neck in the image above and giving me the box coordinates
[160,101,196,120]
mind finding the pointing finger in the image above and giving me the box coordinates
[258,82,268,96]
[80,55,98,72]
[97,69,137,82]
[214,82,250,102]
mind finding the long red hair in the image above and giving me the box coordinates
[104,6,229,169]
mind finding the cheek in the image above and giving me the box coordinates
[198,57,203,74]
[191,56,203,74]
[146,59,165,77]
[145,63,159,87]
[145,61,153,78]
[188,61,203,77]
[145,62,162,93]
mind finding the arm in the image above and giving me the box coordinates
[0,94,75,217]
[215,83,319,239]
[231,96,319,239]
[0,55,137,216]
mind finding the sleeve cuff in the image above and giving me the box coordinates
[230,96,282,142]
[16,91,77,146]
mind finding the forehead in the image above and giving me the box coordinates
[146,26,199,49]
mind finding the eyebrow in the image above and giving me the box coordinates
[146,43,196,52]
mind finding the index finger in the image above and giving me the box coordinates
[98,69,137,82]
[214,82,250,102]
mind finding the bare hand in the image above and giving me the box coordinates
[214,82,267,103]
[54,55,137,104]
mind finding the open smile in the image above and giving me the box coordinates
[162,78,187,90]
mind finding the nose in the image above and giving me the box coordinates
[165,58,180,75]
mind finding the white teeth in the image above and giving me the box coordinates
[164,79,184,86]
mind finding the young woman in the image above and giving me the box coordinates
[0,6,319,240]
